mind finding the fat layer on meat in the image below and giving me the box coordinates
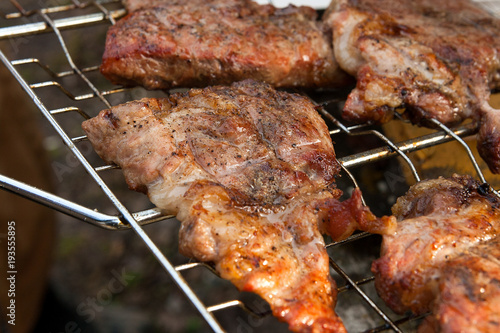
[101,0,350,90]
[372,174,500,333]
[323,0,500,173]
[82,80,395,332]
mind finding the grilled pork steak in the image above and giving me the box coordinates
[418,239,500,333]
[372,175,500,332]
[324,0,500,173]
[82,80,395,332]
[101,0,349,90]
[121,0,245,12]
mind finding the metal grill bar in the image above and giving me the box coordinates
[11,58,99,78]
[0,49,225,333]
[427,118,499,196]
[319,106,417,184]
[50,107,91,119]
[5,0,118,19]
[0,173,170,228]
[39,11,112,108]
[330,258,403,333]
[0,10,126,39]
[338,123,478,168]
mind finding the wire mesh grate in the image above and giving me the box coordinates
[1,1,499,332]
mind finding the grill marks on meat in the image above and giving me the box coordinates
[101,0,349,90]
[372,175,500,332]
[82,80,395,332]
[323,0,500,173]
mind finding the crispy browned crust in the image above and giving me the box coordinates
[102,1,350,90]
[83,80,341,205]
[82,80,396,332]
[122,0,249,12]
[324,0,500,173]
[325,0,500,123]
[373,174,500,332]
[422,239,500,333]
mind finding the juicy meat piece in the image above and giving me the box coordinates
[82,80,395,332]
[181,182,346,333]
[101,0,349,90]
[478,108,500,173]
[372,175,500,332]
[121,0,168,12]
[373,175,500,314]
[84,80,342,206]
[324,0,500,121]
[121,0,246,12]
[419,239,500,333]
[323,0,500,172]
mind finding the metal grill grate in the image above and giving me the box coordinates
[0,1,499,332]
